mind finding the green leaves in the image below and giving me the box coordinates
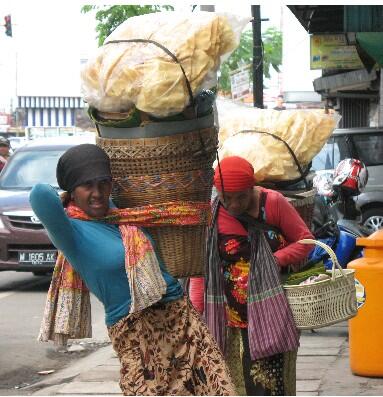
[262,27,282,79]
[218,27,282,93]
[81,5,174,46]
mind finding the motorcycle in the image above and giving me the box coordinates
[310,161,372,269]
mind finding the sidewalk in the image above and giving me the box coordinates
[28,321,383,396]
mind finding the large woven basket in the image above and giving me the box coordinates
[112,168,214,207]
[284,239,358,330]
[97,127,218,176]
[96,124,217,278]
[282,189,316,228]
[109,168,214,278]
[149,225,207,277]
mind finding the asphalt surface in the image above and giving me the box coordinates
[0,271,108,395]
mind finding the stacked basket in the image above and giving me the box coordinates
[89,36,220,279]
[96,117,218,278]
[283,189,316,229]
[81,13,252,279]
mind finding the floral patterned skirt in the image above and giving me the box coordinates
[108,296,236,396]
[226,327,297,396]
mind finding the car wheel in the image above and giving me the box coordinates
[362,208,383,232]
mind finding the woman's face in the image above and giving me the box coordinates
[0,145,9,157]
[71,178,112,218]
[217,188,254,217]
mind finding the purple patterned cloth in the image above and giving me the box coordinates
[204,198,299,360]
[247,229,300,359]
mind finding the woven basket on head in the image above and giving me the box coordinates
[284,239,357,330]
[96,125,218,278]
[112,168,214,208]
[111,168,214,278]
[151,225,207,277]
[96,127,218,176]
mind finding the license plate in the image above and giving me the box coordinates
[18,251,57,266]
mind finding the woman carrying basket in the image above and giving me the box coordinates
[30,144,235,396]
[189,155,314,396]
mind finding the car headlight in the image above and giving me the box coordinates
[0,217,5,230]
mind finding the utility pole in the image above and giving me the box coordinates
[379,68,383,126]
[252,5,264,108]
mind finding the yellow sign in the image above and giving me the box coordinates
[310,34,364,70]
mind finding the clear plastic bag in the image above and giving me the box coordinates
[81,11,250,117]
[217,103,341,182]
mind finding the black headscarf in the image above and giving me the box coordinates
[56,144,112,192]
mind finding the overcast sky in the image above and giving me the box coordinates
[0,2,282,112]
[0,1,98,105]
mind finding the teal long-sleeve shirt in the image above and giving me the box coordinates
[29,184,184,326]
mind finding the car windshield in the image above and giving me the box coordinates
[311,140,335,171]
[311,135,351,171]
[352,134,383,166]
[0,149,66,189]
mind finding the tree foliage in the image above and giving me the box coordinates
[262,27,282,78]
[218,30,253,93]
[81,5,174,46]
[218,27,282,93]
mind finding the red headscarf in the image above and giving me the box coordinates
[214,156,256,192]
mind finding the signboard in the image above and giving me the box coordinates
[230,66,251,100]
[310,34,364,70]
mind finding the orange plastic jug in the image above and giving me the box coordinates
[347,229,383,377]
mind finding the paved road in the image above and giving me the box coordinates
[0,271,108,395]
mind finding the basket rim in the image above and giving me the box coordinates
[283,268,355,289]
[96,125,216,145]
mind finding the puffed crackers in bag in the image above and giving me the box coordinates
[81,11,250,117]
[218,107,340,182]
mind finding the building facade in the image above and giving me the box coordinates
[17,95,85,128]
[288,5,383,127]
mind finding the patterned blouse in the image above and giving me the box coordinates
[218,191,288,328]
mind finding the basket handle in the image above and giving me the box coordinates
[105,38,195,114]
[298,238,346,281]
[232,129,309,189]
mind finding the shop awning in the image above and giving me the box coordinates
[288,5,383,34]
[356,33,383,67]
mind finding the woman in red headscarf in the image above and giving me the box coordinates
[189,156,314,396]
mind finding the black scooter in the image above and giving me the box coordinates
[311,185,371,269]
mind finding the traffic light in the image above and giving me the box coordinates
[4,15,12,37]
